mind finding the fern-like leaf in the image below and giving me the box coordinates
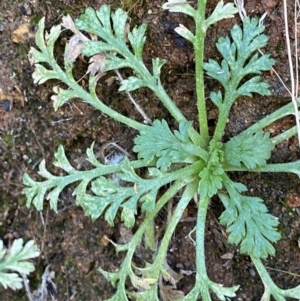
[0,239,40,290]
[133,120,208,172]
[219,179,281,259]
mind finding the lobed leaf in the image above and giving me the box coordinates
[111,8,128,39]
[23,144,113,212]
[0,239,40,290]
[128,286,159,301]
[210,90,223,108]
[76,6,147,71]
[51,86,80,111]
[224,130,275,169]
[174,24,195,43]
[162,0,197,18]
[236,76,272,97]
[119,76,146,92]
[32,64,59,84]
[204,1,238,29]
[86,142,103,167]
[128,24,147,58]
[198,141,224,197]
[29,47,48,64]
[45,25,62,54]
[152,58,167,80]
[203,17,275,99]
[133,119,208,172]
[23,144,176,227]
[219,182,281,259]
[198,166,223,198]
[210,282,239,300]
[203,58,230,88]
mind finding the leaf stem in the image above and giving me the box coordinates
[241,101,300,136]
[154,82,205,147]
[251,256,300,299]
[111,178,194,292]
[194,0,209,145]
[150,180,198,277]
[55,62,146,131]
[224,160,300,178]
[195,195,212,299]
[180,194,212,300]
[271,126,298,145]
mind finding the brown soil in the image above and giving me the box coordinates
[0,0,300,300]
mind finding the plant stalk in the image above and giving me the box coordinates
[113,178,194,289]
[151,180,198,277]
[194,0,209,145]
[251,256,300,299]
[242,101,300,135]
[195,194,211,299]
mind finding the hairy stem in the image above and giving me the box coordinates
[150,180,198,277]
[154,82,205,147]
[195,194,211,299]
[195,0,209,144]
[251,256,300,299]
[114,177,194,290]
[241,101,300,135]
[271,126,298,145]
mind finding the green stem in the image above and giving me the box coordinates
[194,0,209,144]
[242,101,300,135]
[212,87,237,142]
[150,180,198,277]
[271,126,297,145]
[195,195,211,299]
[224,160,300,177]
[154,82,205,147]
[117,178,194,290]
[54,62,146,131]
[212,102,231,142]
[251,256,300,299]
[176,194,213,301]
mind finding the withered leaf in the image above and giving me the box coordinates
[87,53,106,76]
[61,15,87,40]
[163,261,183,287]
[64,35,86,62]
[61,15,89,62]
[159,282,185,301]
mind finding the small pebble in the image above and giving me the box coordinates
[20,5,27,15]
[2,100,12,111]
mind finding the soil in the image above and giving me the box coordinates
[0,0,300,300]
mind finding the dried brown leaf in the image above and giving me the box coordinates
[12,23,33,44]
[159,281,185,301]
[106,76,117,87]
[62,15,89,62]
[163,261,183,287]
[64,35,85,62]
[87,54,106,76]
[220,252,234,260]
[61,15,87,41]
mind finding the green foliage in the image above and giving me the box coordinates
[23,1,300,300]
[198,141,224,197]
[219,178,281,259]
[224,130,275,169]
[133,119,208,171]
[203,17,275,105]
[0,239,40,290]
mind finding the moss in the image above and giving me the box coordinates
[118,0,143,14]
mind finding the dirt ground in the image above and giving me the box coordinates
[0,0,300,300]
